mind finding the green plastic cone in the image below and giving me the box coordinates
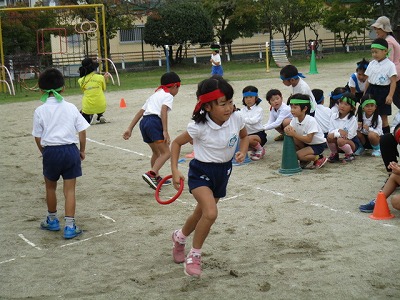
[308,48,318,74]
[279,134,302,175]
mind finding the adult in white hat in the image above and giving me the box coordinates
[372,16,400,114]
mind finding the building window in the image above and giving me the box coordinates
[67,34,81,47]
[120,26,143,43]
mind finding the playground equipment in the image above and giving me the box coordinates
[0,65,15,95]
[270,39,290,68]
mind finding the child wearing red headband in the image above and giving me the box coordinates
[123,72,181,189]
[169,76,248,277]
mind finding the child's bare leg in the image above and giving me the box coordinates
[44,177,57,212]
[149,142,170,175]
[181,204,203,237]
[297,147,315,162]
[191,187,218,249]
[148,142,161,169]
[391,195,400,210]
[63,178,77,217]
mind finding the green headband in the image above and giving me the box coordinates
[340,96,356,107]
[361,99,377,108]
[290,99,310,104]
[40,87,63,103]
[371,43,388,50]
[211,48,220,51]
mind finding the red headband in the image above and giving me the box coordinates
[193,89,225,113]
[155,82,181,92]
[395,128,400,144]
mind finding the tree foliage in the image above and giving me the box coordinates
[144,0,213,64]
[259,0,324,53]
[322,0,374,52]
[201,0,261,58]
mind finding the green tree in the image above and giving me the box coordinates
[143,0,213,64]
[201,0,262,59]
[322,0,374,53]
[259,0,324,54]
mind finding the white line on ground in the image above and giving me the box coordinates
[100,213,116,222]
[18,234,42,251]
[60,230,118,248]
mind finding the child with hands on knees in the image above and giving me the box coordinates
[284,94,328,169]
[240,85,266,160]
[263,89,293,141]
[169,77,248,278]
[355,94,382,157]
[327,92,360,163]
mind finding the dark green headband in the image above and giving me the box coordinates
[340,96,356,107]
[40,87,63,103]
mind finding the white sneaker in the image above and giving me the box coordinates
[99,116,106,123]
[372,149,381,157]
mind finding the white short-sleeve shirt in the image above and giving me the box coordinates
[289,115,326,145]
[359,112,383,136]
[292,78,317,113]
[239,104,264,134]
[365,58,397,85]
[315,104,332,134]
[32,97,90,146]
[188,112,245,163]
[142,89,174,117]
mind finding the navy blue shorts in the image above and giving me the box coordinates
[309,142,326,155]
[249,130,267,146]
[188,159,232,198]
[366,84,391,116]
[42,144,82,181]
[139,115,164,143]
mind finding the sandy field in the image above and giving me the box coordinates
[1,61,400,300]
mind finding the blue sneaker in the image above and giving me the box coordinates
[64,225,83,239]
[359,199,376,213]
[40,217,60,231]
[354,146,365,156]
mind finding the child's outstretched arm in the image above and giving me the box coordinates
[123,109,144,140]
[170,131,192,190]
[234,127,249,163]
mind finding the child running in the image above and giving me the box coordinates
[364,38,398,134]
[32,68,90,239]
[355,94,382,157]
[170,77,248,277]
[280,64,317,116]
[263,89,293,141]
[347,58,369,103]
[284,94,328,169]
[240,85,266,160]
[327,92,360,163]
[123,72,181,189]
[78,57,108,124]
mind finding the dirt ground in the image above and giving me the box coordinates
[1,61,400,300]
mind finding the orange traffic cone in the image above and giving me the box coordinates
[120,98,127,108]
[369,191,395,220]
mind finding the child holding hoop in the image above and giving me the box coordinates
[170,77,248,277]
[78,57,108,124]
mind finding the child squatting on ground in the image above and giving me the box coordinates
[32,68,90,239]
[78,57,108,124]
[355,94,382,157]
[263,89,293,141]
[240,85,267,160]
[169,76,248,277]
[327,92,360,163]
[123,72,181,190]
[284,94,328,169]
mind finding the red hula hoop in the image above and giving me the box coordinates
[155,175,184,205]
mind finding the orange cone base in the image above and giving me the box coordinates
[369,191,395,220]
[369,213,395,220]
